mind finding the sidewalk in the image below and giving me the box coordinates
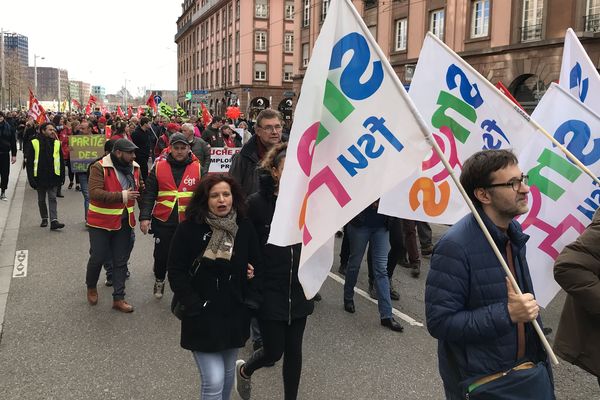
[0,151,26,337]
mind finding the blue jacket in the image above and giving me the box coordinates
[425,209,551,399]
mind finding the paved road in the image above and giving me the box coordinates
[0,168,598,399]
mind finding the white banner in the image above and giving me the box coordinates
[517,83,600,307]
[379,33,538,224]
[559,28,600,115]
[268,0,431,297]
[208,147,241,173]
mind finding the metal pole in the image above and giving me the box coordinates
[34,54,37,94]
[1,28,5,110]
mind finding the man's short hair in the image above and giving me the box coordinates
[460,149,519,206]
[181,122,194,132]
[256,109,283,128]
[140,117,150,126]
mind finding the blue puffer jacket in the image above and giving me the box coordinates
[425,209,552,399]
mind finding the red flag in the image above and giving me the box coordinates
[146,92,157,114]
[85,103,91,116]
[28,88,49,124]
[136,106,144,119]
[88,94,98,105]
[117,105,125,117]
[72,99,82,110]
[200,102,212,128]
[495,81,526,112]
[127,105,133,118]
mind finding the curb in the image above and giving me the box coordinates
[0,152,26,339]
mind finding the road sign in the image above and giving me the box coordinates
[192,90,208,95]
[154,95,162,104]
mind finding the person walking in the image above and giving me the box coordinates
[85,139,141,313]
[168,174,261,400]
[0,112,17,201]
[234,143,314,400]
[139,133,201,299]
[131,116,152,182]
[181,122,211,176]
[25,122,65,230]
[425,149,554,399]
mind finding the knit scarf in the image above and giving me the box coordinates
[203,211,238,261]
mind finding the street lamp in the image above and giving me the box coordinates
[34,54,45,94]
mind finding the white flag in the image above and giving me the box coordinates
[268,0,431,297]
[559,28,600,114]
[379,33,539,224]
[517,83,600,307]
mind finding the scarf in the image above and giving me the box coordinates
[110,153,136,189]
[203,211,238,261]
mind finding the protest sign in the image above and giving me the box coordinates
[69,135,106,172]
[208,147,241,173]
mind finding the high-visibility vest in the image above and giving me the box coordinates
[31,138,61,177]
[87,158,140,231]
[152,159,201,222]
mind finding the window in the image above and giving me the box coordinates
[430,9,445,41]
[255,31,267,51]
[285,1,295,20]
[236,0,240,20]
[521,0,543,41]
[222,40,226,59]
[321,0,331,22]
[255,0,268,18]
[303,0,310,27]
[235,31,240,52]
[395,18,407,51]
[284,33,294,53]
[255,63,267,80]
[368,25,377,40]
[586,0,600,32]
[302,43,309,67]
[236,62,240,82]
[283,64,293,82]
[471,0,490,38]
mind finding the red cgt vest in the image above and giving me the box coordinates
[152,159,201,222]
[87,157,140,231]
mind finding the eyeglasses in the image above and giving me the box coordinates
[258,124,283,133]
[484,174,529,191]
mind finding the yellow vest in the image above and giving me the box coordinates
[31,138,61,177]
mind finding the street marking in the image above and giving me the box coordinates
[12,250,28,278]
[328,272,424,327]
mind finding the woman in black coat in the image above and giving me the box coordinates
[168,174,261,400]
[234,143,314,400]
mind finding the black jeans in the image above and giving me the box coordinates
[244,317,307,400]
[86,224,133,300]
[36,186,58,221]
[153,224,177,280]
[0,153,9,190]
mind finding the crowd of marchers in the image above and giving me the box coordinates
[0,107,598,399]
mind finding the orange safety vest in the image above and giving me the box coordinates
[152,159,201,222]
[87,158,140,230]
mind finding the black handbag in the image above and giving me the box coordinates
[462,361,554,400]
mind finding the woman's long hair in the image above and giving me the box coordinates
[185,174,246,223]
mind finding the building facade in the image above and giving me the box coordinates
[2,32,28,66]
[175,0,296,120]
[27,66,70,103]
[91,86,106,103]
[69,80,91,106]
[294,0,600,113]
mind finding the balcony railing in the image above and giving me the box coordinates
[584,14,600,32]
[520,23,542,42]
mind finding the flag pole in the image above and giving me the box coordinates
[344,0,559,365]
[428,32,600,189]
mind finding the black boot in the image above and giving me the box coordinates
[50,220,65,230]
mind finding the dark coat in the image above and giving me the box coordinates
[247,172,314,322]
[131,126,150,159]
[425,209,552,399]
[0,121,16,155]
[188,137,211,176]
[201,125,222,147]
[25,135,65,189]
[229,134,260,197]
[168,217,262,352]
[553,209,600,378]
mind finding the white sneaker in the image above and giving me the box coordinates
[234,360,251,400]
[0,193,6,201]
[153,279,165,299]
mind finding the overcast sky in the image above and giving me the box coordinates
[3,0,181,96]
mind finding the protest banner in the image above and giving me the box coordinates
[559,28,600,114]
[379,33,537,224]
[69,134,106,173]
[268,0,431,298]
[208,147,241,173]
[517,83,600,307]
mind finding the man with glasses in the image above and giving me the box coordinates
[230,109,283,196]
[425,149,554,399]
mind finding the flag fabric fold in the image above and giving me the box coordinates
[146,92,158,114]
[268,0,431,298]
[28,89,48,124]
[200,102,212,127]
[379,33,538,225]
